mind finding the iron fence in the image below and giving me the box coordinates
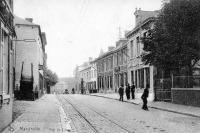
[172,75,200,88]
[154,78,172,101]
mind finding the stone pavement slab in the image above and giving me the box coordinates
[3,94,75,133]
[90,93,200,118]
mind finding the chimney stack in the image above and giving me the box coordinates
[25,18,33,23]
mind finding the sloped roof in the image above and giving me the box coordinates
[14,16,46,48]
[14,16,38,26]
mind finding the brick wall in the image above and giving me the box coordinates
[172,88,200,107]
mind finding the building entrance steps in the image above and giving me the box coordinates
[89,93,200,118]
[3,94,75,133]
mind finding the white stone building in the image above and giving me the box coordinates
[126,9,159,101]
[75,58,97,94]
[14,16,47,99]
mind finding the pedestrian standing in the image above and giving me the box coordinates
[141,84,149,110]
[131,82,135,99]
[125,83,130,100]
[118,85,124,101]
[72,88,75,94]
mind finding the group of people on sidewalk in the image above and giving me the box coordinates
[118,83,135,101]
[118,83,149,111]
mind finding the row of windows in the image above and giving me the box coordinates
[97,56,113,73]
[80,69,97,81]
[130,32,148,58]
[116,48,127,66]
[98,76,113,89]
[131,67,150,88]
[97,48,128,73]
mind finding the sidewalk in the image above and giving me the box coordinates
[3,94,74,133]
[90,93,200,118]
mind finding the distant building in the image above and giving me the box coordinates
[51,80,66,94]
[75,58,97,94]
[51,77,77,94]
[90,60,97,93]
[14,16,47,100]
[0,0,16,131]
[73,65,80,92]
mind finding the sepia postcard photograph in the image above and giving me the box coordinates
[0,0,200,132]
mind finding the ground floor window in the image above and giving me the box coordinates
[0,39,2,94]
[145,67,150,87]
[140,69,144,88]
[134,67,150,89]
[94,81,96,89]
[120,73,124,87]
[131,71,134,84]
[135,71,138,88]
[110,76,113,89]
[124,72,128,86]
[2,30,9,94]
[102,77,104,89]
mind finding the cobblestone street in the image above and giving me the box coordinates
[3,94,200,133]
[57,94,200,133]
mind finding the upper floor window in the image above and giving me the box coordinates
[120,50,123,65]
[106,59,108,71]
[136,36,140,56]
[124,48,127,63]
[1,29,4,42]
[117,53,119,66]
[130,40,133,58]
[110,56,113,69]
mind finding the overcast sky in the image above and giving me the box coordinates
[14,0,162,78]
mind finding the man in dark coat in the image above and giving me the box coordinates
[125,83,130,100]
[118,85,124,101]
[141,84,149,110]
[72,88,75,94]
[131,82,135,99]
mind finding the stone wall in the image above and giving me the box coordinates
[172,88,200,107]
